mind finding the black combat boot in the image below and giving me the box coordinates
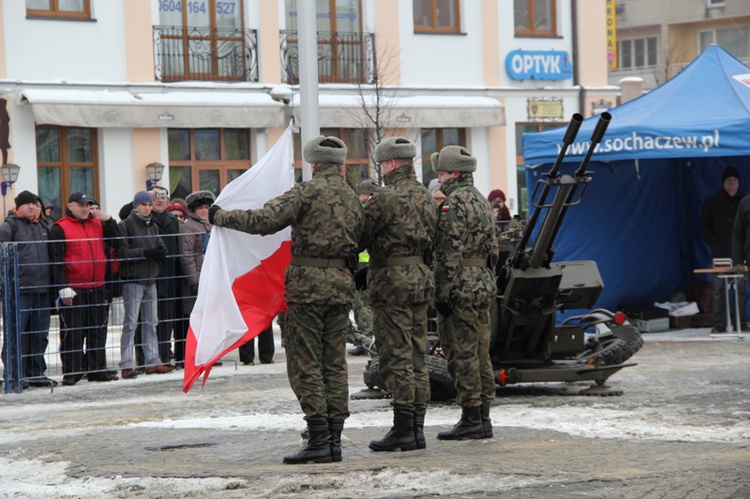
[328,418,344,462]
[369,406,418,452]
[480,402,493,438]
[283,419,333,464]
[437,406,486,440]
[414,407,427,450]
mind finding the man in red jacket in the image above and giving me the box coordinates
[49,192,119,385]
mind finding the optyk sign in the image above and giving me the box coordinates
[506,50,573,80]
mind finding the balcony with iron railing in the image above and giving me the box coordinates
[153,25,259,82]
[280,30,376,84]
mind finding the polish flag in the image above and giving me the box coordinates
[183,125,293,392]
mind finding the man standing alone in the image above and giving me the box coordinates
[361,137,436,452]
[700,165,745,333]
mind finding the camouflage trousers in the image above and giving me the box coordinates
[372,302,430,410]
[352,289,373,338]
[284,302,350,421]
[438,302,495,408]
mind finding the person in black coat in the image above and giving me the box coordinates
[699,165,745,333]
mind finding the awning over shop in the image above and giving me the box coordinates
[293,94,505,128]
[19,89,286,128]
[19,89,504,130]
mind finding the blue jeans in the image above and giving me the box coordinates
[2,292,52,380]
[119,282,160,369]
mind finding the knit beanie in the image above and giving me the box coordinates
[373,137,416,163]
[133,190,153,207]
[488,189,506,203]
[14,190,39,209]
[303,136,348,165]
[723,165,740,182]
[167,203,188,219]
[435,145,476,173]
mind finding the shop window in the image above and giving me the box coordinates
[698,26,750,60]
[413,0,461,33]
[420,128,466,186]
[26,0,91,19]
[514,0,556,37]
[167,128,251,199]
[35,126,98,220]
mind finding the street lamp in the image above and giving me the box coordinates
[1,162,20,217]
[145,162,165,190]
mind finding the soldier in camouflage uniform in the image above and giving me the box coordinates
[208,136,363,464]
[348,178,380,356]
[433,145,499,440]
[361,137,437,452]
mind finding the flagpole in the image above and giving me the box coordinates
[297,0,320,182]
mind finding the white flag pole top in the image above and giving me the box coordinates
[189,125,294,366]
[297,0,320,181]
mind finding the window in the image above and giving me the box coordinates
[167,128,252,199]
[514,0,556,37]
[292,129,369,190]
[158,0,250,82]
[283,1,366,83]
[420,128,466,186]
[35,126,98,220]
[618,37,658,69]
[413,0,461,33]
[698,26,750,60]
[26,0,91,19]
[707,0,725,6]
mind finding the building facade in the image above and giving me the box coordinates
[609,0,750,91]
[0,0,614,220]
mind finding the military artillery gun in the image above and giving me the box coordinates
[356,112,642,400]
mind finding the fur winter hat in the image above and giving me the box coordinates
[435,145,476,173]
[429,152,440,172]
[374,137,416,163]
[15,190,40,209]
[303,136,348,165]
[186,190,216,211]
[357,178,381,195]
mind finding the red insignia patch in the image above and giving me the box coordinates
[441,204,450,212]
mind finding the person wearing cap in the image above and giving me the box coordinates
[702,165,745,333]
[488,188,511,231]
[147,186,185,367]
[209,135,363,464]
[360,137,437,453]
[116,191,172,379]
[48,192,119,385]
[433,145,499,441]
[428,154,447,206]
[0,190,56,388]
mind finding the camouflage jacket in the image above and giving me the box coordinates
[213,162,363,305]
[434,174,498,306]
[361,166,436,306]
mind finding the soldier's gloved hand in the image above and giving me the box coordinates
[734,263,748,274]
[435,301,453,317]
[208,204,222,225]
[143,246,167,261]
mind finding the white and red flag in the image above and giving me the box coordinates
[183,125,293,392]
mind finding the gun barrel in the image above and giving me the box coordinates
[575,112,612,177]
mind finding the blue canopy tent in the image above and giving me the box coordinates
[522,46,750,311]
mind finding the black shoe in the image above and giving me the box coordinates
[369,406,418,452]
[260,359,275,364]
[242,361,255,366]
[283,420,333,464]
[134,367,146,374]
[87,372,118,382]
[711,326,727,334]
[214,361,223,367]
[26,376,58,388]
[62,374,84,386]
[437,406,487,441]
